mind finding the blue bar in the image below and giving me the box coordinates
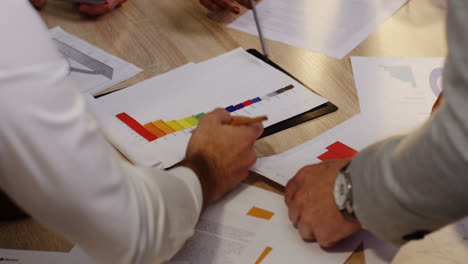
[235,103,245,110]
[225,105,236,112]
[252,97,262,103]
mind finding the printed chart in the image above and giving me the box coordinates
[87,49,328,168]
[49,27,142,94]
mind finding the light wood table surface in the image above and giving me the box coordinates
[1,0,459,263]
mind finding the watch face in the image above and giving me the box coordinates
[334,173,347,210]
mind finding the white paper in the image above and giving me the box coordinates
[168,184,357,264]
[229,0,408,59]
[49,27,143,94]
[252,56,444,186]
[87,48,327,168]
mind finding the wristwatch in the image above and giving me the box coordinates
[333,162,356,219]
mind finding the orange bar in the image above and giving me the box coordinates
[152,120,176,134]
[255,246,273,264]
[144,122,167,138]
[247,206,275,220]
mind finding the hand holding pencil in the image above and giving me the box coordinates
[183,109,264,206]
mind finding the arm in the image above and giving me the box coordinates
[349,0,468,244]
[285,0,468,247]
[0,1,262,263]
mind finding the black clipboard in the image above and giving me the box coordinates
[246,49,338,138]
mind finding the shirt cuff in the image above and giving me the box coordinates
[168,166,203,216]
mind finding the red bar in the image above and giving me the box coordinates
[317,141,358,161]
[116,112,157,142]
[242,100,254,106]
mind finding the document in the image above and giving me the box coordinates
[252,56,444,185]
[229,0,408,59]
[170,184,358,264]
[49,27,142,94]
[86,48,327,168]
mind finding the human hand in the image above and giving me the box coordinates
[181,109,264,207]
[79,0,127,15]
[285,159,361,247]
[199,0,256,14]
[30,0,47,9]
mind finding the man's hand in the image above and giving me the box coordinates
[181,109,263,207]
[30,0,47,9]
[199,0,254,14]
[285,159,361,247]
[79,0,127,15]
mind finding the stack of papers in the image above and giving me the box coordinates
[229,0,408,59]
[86,48,328,168]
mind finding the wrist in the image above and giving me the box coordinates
[179,153,217,208]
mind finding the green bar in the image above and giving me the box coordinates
[195,113,205,120]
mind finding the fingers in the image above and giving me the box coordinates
[30,0,47,9]
[79,3,112,15]
[200,0,224,12]
[79,0,127,15]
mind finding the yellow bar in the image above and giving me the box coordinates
[255,246,273,264]
[184,116,199,126]
[247,206,275,220]
[177,118,193,129]
[167,120,184,131]
[152,120,175,134]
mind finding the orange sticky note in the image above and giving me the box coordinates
[255,246,273,264]
[153,120,176,134]
[247,206,275,220]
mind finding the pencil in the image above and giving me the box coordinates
[230,115,268,125]
[249,0,269,59]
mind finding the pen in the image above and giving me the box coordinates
[230,115,268,126]
[249,0,269,59]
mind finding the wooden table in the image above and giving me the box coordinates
[1,0,459,263]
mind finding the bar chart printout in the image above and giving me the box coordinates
[87,48,329,168]
[115,85,294,143]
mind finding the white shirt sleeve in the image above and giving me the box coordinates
[0,1,203,263]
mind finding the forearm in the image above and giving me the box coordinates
[349,0,468,245]
[0,1,202,262]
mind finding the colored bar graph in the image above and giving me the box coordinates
[115,85,295,143]
[166,120,184,131]
[247,206,275,220]
[317,141,358,161]
[116,113,157,142]
[153,120,176,134]
[144,122,166,138]
[255,246,273,264]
